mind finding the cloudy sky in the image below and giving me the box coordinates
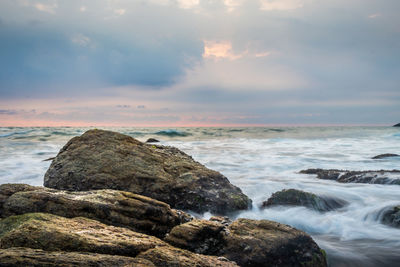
[0,0,399,126]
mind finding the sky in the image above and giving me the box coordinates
[0,0,399,126]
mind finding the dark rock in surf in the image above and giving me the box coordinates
[1,185,191,237]
[372,153,399,159]
[0,213,238,267]
[393,123,400,127]
[300,169,400,185]
[260,189,347,212]
[44,129,251,214]
[0,247,154,267]
[165,218,327,267]
[381,206,400,228]
[146,138,160,143]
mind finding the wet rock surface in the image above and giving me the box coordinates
[0,247,154,267]
[0,213,238,267]
[261,189,347,212]
[1,186,190,237]
[381,206,400,228]
[372,153,399,159]
[165,218,327,267]
[300,169,400,185]
[44,129,251,214]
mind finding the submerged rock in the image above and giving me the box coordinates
[146,138,160,143]
[260,189,347,212]
[372,153,399,159]
[44,129,251,214]
[1,186,190,237]
[381,206,400,228]
[300,169,400,185]
[0,247,154,267]
[165,218,327,267]
[0,213,237,267]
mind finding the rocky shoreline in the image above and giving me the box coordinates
[0,129,327,266]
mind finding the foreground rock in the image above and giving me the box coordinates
[381,206,400,228]
[300,169,400,185]
[0,184,39,215]
[0,247,154,267]
[0,213,238,267]
[165,218,327,267]
[0,184,190,237]
[261,189,347,212]
[44,129,251,214]
[372,153,399,159]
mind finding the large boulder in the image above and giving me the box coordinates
[0,213,238,267]
[260,189,347,212]
[300,169,400,185]
[0,247,154,267]
[44,129,251,214]
[1,186,191,237]
[165,218,327,267]
[381,206,400,228]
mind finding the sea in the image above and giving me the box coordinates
[0,126,399,266]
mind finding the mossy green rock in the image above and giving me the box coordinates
[0,213,165,257]
[261,189,347,212]
[44,129,251,214]
[0,247,154,267]
[0,213,238,267]
[165,218,327,267]
[1,185,190,237]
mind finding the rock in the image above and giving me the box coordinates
[300,169,400,185]
[393,123,400,127]
[0,213,238,267]
[260,189,347,212]
[223,219,326,267]
[0,247,155,267]
[0,184,40,216]
[165,218,327,267]
[381,206,400,228]
[1,186,191,237]
[165,219,226,255]
[0,213,166,257]
[44,129,251,214]
[137,246,238,267]
[146,138,160,143]
[372,153,399,159]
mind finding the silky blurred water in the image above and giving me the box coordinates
[0,126,399,266]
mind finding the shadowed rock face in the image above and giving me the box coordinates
[0,213,238,267]
[165,218,327,267]
[381,206,400,228]
[300,169,400,185]
[1,185,191,237]
[260,189,347,212]
[372,153,399,159]
[44,129,251,214]
[0,184,39,215]
[0,247,155,267]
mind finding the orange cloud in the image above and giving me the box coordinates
[203,40,244,60]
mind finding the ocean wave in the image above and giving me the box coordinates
[154,129,191,137]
